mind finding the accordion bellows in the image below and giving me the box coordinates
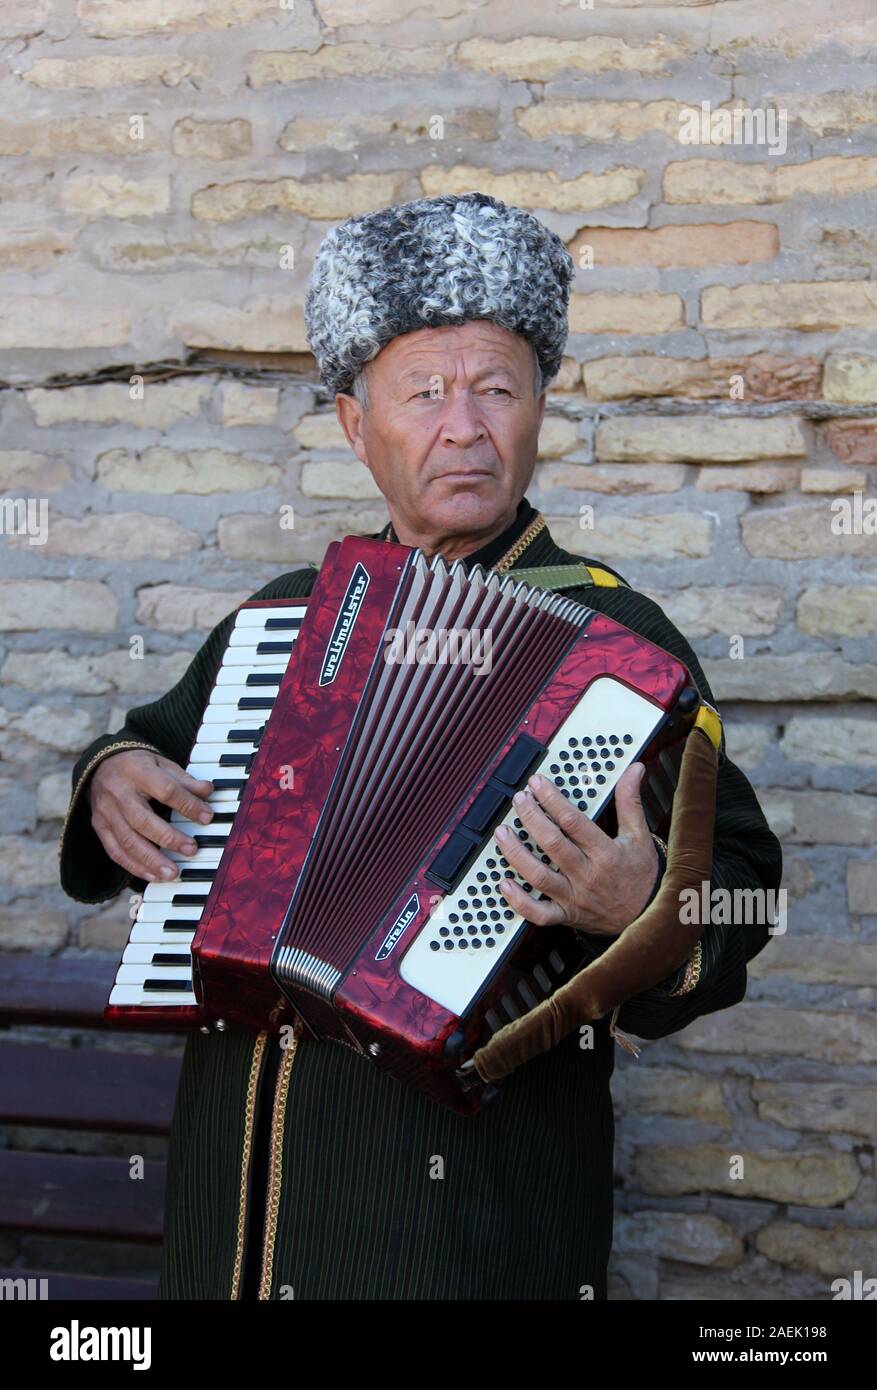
[107,536,710,1114]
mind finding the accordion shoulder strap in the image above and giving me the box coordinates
[508,562,628,591]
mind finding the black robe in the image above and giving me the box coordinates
[59,501,782,1300]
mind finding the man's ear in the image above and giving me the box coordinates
[335,392,368,466]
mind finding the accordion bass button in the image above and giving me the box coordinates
[443,1029,466,1057]
[368,1042,381,1058]
[678,685,699,713]
[214,1018,228,1032]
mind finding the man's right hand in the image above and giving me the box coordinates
[87,749,215,883]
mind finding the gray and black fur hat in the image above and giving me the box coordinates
[304,191,574,397]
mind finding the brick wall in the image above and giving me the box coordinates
[0,0,875,1299]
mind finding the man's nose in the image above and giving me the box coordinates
[438,389,487,444]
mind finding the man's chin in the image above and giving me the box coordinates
[424,477,512,533]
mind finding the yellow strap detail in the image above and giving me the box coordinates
[695,703,723,751]
[585,566,620,588]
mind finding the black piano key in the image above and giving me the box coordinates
[143,977,193,993]
[209,812,236,824]
[151,952,191,966]
[163,918,200,931]
[227,728,262,743]
[194,834,228,847]
[180,867,216,882]
[256,641,293,655]
[246,672,283,686]
[219,753,253,768]
[237,697,274,710]
[264,617,302,630]
[212,778,245,790]
[171,893,208,905]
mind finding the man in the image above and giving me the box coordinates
[60,192,782,1300]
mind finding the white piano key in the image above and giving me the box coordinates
[115,962,193,986]
[198,685,276,710]
[135,901,204,922]
[197,707,270,728]
[227,629,299,648]
[187,761,248,785]
[221,647,289,668]
[123,943,192,965]
[233,605,307,627]
[200,691,269,709]
[165,847,223,867]
[137,880,211,902]
[204,789,242,809]
[172,819,233,839]
[188,739,258,761]
[109,982,197,1008]
[129,923,196,946]
[215,666,285,687]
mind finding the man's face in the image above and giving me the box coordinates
[335,320,545,546]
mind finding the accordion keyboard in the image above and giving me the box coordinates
[108,603,308,1010]
[400,676,666,1016]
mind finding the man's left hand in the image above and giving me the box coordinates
[494,763,659,937]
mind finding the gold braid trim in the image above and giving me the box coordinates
[669,940,703,997]
[57,739,164,873]
[258,1038,298,1299]
[493,512,547,572]
[230,1031,269,1300]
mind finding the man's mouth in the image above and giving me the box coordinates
[434,468,495,481]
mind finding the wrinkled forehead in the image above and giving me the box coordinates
[370,321,535,384]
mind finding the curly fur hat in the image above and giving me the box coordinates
[304,191,574,397]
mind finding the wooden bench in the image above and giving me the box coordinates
[0,955,183,1301]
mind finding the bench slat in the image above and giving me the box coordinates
[0,956,118,1027]
[0,1043,180,1134]
[0,1150,165,1239]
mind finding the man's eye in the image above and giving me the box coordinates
[485,387,511,396]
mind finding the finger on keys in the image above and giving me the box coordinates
[129,804,198,857]
[525,772,607,855]
[163,776,215,826]
[102,822,179,883]
[177,771,215,823]
[509,787,582,877]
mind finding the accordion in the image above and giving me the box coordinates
[107,535,719,1114]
